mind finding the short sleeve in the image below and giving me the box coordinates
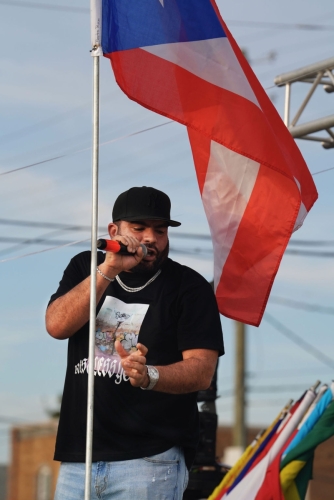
[48,251,104,305]
[176,268,224,355]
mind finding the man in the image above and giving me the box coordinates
[46,186,224,500]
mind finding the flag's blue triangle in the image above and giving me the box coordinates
[102,0,226,54]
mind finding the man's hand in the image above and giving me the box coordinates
[115,340,149,388]
[102,235,145,276]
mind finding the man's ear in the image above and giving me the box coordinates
[108,222,119,238]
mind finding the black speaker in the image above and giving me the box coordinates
[193,411,218,465]
[197,363,218,403]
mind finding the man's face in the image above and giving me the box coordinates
[116,220,169,273]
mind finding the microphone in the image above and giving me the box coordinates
[97,239,148,258]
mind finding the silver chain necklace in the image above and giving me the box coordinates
[115,269,161,293]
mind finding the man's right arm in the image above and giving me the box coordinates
[46,235,145,340]
[45,261,117,340]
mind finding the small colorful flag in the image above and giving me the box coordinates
[208,402,291,500]
[280,400,334,500]
[282,386,333,460]
[216,390,315,500]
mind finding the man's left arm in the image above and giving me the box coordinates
[116,341,218,394]
[154,348,218,393]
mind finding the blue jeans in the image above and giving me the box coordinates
[54,446,189,500]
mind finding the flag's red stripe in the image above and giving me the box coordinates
[209,11,317,212]
[215,164,300,326]
[107,49,306,181]
[187,128,211,193]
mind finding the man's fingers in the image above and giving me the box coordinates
[104,238,144,272]
[122,348,147,387]
[116,341,148,387]
[122,361,146,383]
[136,343,148,356]
[126,354,146,365]
[116,341,147,361]
[113,236,142,255]
[115,340,129,359]
[124,359,145,371]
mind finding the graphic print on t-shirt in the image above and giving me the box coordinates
[74,297,149,382]
[95,296,149,355]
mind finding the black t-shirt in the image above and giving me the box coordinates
[49,252,224,468]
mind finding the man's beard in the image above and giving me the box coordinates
[131,240,169,274]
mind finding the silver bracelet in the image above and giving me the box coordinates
[96,267,115,282]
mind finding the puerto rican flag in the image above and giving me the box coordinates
[100,0,318,326]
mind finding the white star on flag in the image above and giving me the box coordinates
[159,0,164,6]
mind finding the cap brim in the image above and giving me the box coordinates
[168,220,182,227]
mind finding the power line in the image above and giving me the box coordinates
[1,218,334,247]
[0,218,95,232]
[0,235,213,256]
[312,166,334,176]
[0,218,213,241]
[0,236,90,247]
[284,249,334,258]
[269,296,334,315]
[1,5,332,167]
[226,20,334,31]
[2,218,334,248]
[219,367,314,388]
[264,313,334,371]
[2,219,334,262]
[249,384,311,393]
[0,239,212,263]
[0,90,122,147]
[0,218,213,243]
[288,240,334,247]
[0,237,96,263]
[0,102,88,146]
[0,121,172,177]
[0,155,65,176]
[2,237,334,264]
[0,0,88,13]
[246,400,296,408]
[3,1,334,32]
[1,131,332,178]
[2,233,334,259]
[219,383,311,398]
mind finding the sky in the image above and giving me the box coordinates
[0,0,334,465]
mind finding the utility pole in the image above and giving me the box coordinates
[233,321,246,449]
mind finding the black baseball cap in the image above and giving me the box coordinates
[112,187,181,227]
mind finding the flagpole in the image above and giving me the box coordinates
[85,2,103,499]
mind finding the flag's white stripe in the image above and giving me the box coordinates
[201,141,260,290]
[224,454,270,500]
[223,389,315,500]
[298,384,328,429]
[292,176,307,231]
[142,38,260,108]
[293,202,307,232]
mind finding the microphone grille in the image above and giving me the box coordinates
[140,244,148,258]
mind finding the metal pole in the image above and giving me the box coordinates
[84,54,100,500]
[233,321,246,449]
[284,83,291,127]
[274,56,334,86]
[290,71,324,127]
